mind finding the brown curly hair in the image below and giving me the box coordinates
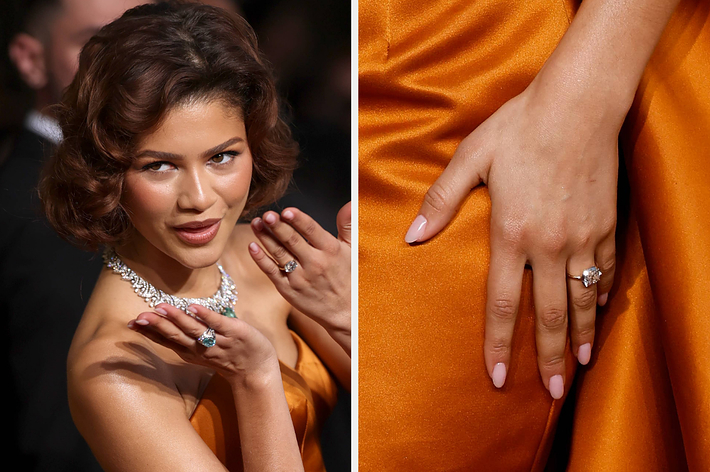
[39,1,298,250]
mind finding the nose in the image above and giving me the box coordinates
[176,167,217,212]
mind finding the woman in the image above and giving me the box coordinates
[39,3,350,471]
[359,0,709,469]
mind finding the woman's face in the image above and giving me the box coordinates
[122,98,252,269]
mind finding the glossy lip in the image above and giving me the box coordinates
[173,219,222,245]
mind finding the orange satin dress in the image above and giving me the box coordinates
[190,331,338,471]
[359,0,710,470]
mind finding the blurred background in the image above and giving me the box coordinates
[0,0,350,470]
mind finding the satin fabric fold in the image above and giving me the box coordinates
[359,0,709,470]
[189,331,338,471]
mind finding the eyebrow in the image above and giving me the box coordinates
[136,137,245,160]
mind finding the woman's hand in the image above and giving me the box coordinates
[405,80,620,399]
[128,303,279,384]
[248,203,351,354]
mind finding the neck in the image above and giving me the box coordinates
[115,233,222,298]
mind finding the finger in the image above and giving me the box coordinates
[128,319,195,358]
[335,202,352,246]
[484,239,526,389]
[251,216,297,267]
[531,259,569,400]
[594,233,616,306]
[405,134,489,243]
[566,257,598,366]
[152,303,210,340]
[248,241,290,288]
[131,309,196,348]
[184,303,238,336]
[281,207,339,251]
[261,210,314,260]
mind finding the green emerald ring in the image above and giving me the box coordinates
[197,328,216,348]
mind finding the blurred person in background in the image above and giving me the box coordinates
[0,1,149,470]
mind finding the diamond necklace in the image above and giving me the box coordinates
[103,247,238,318]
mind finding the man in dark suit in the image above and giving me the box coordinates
[1,1,148,469]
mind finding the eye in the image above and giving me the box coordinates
[209,151,238,165]
[142,161,175,172]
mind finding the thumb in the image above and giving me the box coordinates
[405,136,489,243]
[336,201,352,246]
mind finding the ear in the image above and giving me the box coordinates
[8,32,48,90]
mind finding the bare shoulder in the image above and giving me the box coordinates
[67,271,224,471]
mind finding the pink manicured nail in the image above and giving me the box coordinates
[549,375,564,399]
[154,307,168,315]
[252,218,264,231]
[135,319,149,326]
[492,363,507,388]
[187,305,198,314]
[598,293,608,306]
[282,210,294,220]
[578,343,592,365]
[264,213,276,224]
[405,215,427,243]
[249,242,260,254]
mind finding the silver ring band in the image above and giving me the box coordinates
[567,266,602,288]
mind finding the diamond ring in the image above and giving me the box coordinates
[197,328,216,348]
[567,266,602,288]
[280,260,298,273]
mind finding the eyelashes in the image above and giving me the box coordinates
[140,151,240,173]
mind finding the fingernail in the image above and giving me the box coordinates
[549,375,564,399]
[577,343,592,365]
[248,242,260,254]
[135,319,149,326]
[598,293,608,306]
[264,213,276,224]
[492,362,507,388]
[127,320,135,328]
[187,305,198,314]
[252,218,264,231]
[282,210,294,220]
[405,215,427,243]
[155,307,168,315]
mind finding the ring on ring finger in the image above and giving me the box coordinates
[279,260,299,273]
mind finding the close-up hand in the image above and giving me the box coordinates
[128,303,278,382]
[249,203,352,341]
[405,81,619,399]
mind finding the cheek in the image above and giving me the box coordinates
[219,158,254,207]
[122,177,175,225]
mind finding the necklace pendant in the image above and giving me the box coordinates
[222,306,237,318]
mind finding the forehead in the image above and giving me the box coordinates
[137,99,246,152]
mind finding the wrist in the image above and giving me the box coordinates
[526,66,632,133]
[227,358,282,392]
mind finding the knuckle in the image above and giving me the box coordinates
[574,323,596,342]
[599,251,616,273]
[570,229,594,252]
[571,289,597,311]
[487,338,510,357]
[285,232,301,248]
[539,306,567,331]
[540,354,565,371]
[495,218,525,248]
[302,220,318,238]
[489,297,517,322]
[271,245,289,259]
[423,182,452,214]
